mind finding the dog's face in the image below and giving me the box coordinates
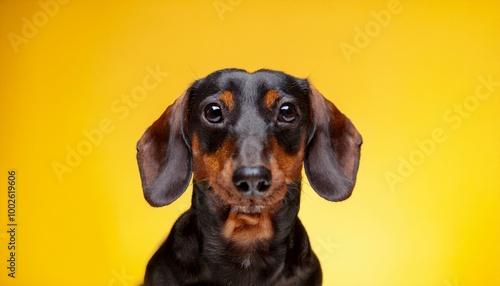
[187,69,312,213]
[137,68,362,215]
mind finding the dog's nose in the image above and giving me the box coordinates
[232,166,272,196]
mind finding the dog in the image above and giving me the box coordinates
[136,68,362,285]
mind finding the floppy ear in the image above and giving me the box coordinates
[304,85,362,202]
[136,93,192,207]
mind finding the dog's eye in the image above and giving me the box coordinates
[278,103,298,123]
[203,103,224,124]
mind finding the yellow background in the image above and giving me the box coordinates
[1,1,499,285]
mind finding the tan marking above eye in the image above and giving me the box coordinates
[219,90,234,110]
[264,89,280,109]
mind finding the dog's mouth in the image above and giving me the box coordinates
[223,203,275,244]
[232,205,268,214]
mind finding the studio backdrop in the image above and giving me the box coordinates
[1,1,499,285]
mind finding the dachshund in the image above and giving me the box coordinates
[136,68,362,285]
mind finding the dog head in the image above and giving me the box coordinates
[137,69,362,211]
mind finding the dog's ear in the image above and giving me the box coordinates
[304,85,362,202]
[136,93,192,207]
